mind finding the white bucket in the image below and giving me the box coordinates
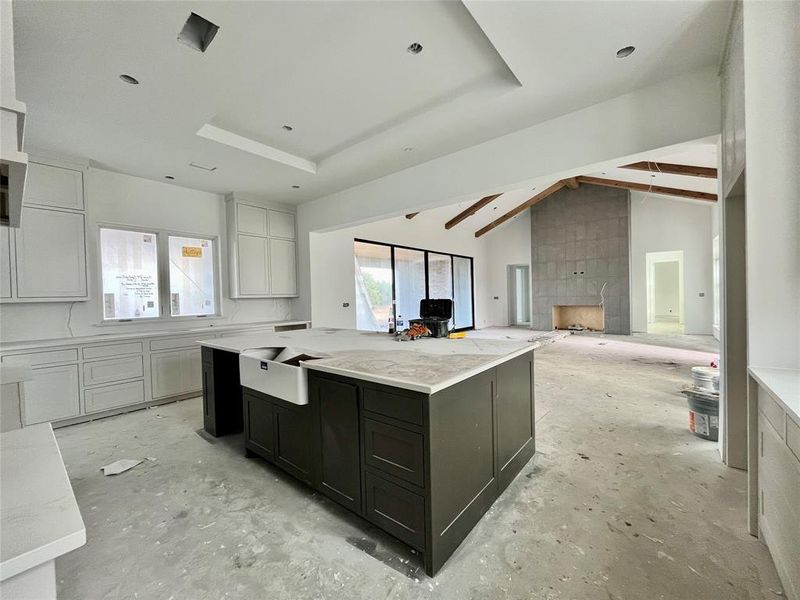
[691,366,720,392]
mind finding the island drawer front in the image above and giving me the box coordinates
[3,348,78,367]
[149,336,200,352]
[363,386,424,426]
[83,355,144,386]
[363,418,425,488]
[84,380,145,414]
[364,472,425,551]
[82,342,143,360]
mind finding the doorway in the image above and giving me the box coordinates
[507,265,530,327]
[646,251,684,334]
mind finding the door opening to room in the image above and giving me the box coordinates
[508,265,531,327]
[646,251,684,334]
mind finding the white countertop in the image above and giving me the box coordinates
[749,366,800,422]
[0,320,310,353]
[0,424,86,581]
[200,328,537,394]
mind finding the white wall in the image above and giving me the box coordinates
[485,211,531,327]
[743,0,800,370]
[294,68,721,321]
[309,204,491,329]
[0,168,292,342]
[630,192,714,335]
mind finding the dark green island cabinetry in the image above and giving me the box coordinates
[202,347,534,576]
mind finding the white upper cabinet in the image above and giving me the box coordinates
[237,234,270,296]
[236,203,267,236]
[2,157,89,303]
[269,238,297,296]
[268,210,296,240]
[24,162,84,211]
[226,194,297,298]
[15,207,87,298]
[0,226,11,298]
[720,3,744,197]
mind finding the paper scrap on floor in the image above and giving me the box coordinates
[101,459,143,476]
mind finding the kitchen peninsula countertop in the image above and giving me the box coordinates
[199,327,537,394]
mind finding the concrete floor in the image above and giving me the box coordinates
[54,334,782,600]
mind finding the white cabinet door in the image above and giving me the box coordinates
[0,226,11,298]
[15,207,87,298]
[84,380,145,414]
[151,349,202,399]
[237,234,269,296]
[268,210,295,239]
[22,365,80,425]
[236,204,267,236]
[24,162,84,210]
[151,351,185,399]
[269,238,296,296]
[184,348,202,392]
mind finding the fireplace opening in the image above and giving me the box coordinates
[552,304,604,331]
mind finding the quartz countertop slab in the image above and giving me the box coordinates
[749,366,800,422]
[0,424,86,581]
[200,328,537,394]
[0,320,310,353]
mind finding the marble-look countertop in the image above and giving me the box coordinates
[0,320,310,353]
[749,366,800,422]
[0,423,86,581]
[200,328,537,394]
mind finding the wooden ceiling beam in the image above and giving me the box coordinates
[405,212,419,219]
[576,176,717,202]
[620,161,718,179]
[445,193,502,230]
[563,177,579,190]
[475,181,566,238]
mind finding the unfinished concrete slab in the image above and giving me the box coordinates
[54,335,781,599]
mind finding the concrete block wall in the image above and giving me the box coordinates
[530,185,631,334]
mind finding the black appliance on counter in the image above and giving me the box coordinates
[416,298,453,338]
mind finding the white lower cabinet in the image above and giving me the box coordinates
[151,348,202,400]
[22,365,80,425]
[84,380,145,414]
[83,355,144,386]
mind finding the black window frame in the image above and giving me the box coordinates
[354,238,476,332]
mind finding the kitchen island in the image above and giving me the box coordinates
[198,328,535,576]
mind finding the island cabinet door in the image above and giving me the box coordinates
[495,351,535,493]
[243,390,275,461]
[310,375,363,514]
[273,403,312,483]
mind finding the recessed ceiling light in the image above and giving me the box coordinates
[119,74,139,85]
[164,175,175,180]
[402,146,413,152]
[616,46,635,58]
[407,42,423,55]
[291,185,300,189]
[282,125,294,132]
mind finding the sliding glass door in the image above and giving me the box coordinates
[354,240,475,332]
[394,247,426,324]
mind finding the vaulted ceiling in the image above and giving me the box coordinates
[14,1,730,203]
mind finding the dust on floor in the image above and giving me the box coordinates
[53,334,782,600]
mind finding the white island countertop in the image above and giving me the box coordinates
[749,366,800,422]
[199,328,538,394]
[0,424,86,582]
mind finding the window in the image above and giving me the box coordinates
[168,235,216,316]
[99,226,219,322]
[354,240,475,332]
[100,228,160,320]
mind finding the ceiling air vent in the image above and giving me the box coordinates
[178,13,219,53]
